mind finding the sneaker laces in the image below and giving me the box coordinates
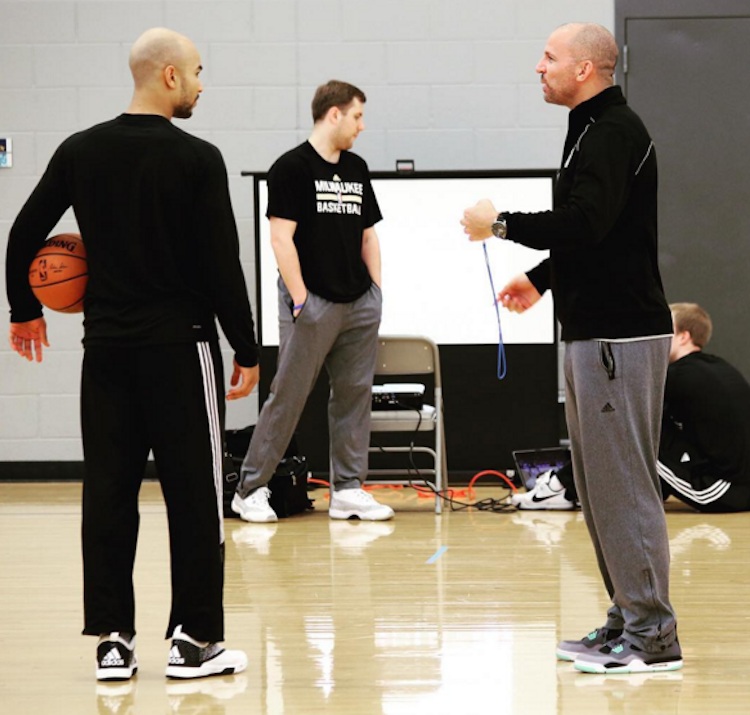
[248,487,271,506]
[527,471,564,497]
[602,636,639,653]
[336,488,377,504]
[99,632,134,648]
[544,473,566,494]
[535,470,554,487]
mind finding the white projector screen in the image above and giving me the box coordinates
[254,172,555,346]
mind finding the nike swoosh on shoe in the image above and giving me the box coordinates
[531,492,563,503]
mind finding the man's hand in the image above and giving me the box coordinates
[291,292,308,319]
[9,318,49,362]
[227,361,260,401]
[461,198,498,241]
[497,273,542,314]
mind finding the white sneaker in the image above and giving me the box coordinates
[511,470,577,511]
[329,488,395,521]
[165,626,247,680]
[231,486,278,523]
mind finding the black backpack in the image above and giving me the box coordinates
[223,426,314,519]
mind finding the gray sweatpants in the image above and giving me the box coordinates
[238,278,382,497]
[564,338,678,652]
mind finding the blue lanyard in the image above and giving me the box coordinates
[483,242,507,380]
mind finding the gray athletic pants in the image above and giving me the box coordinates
[238,278,382,497]
[564,338,678,652]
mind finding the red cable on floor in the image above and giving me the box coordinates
[307,478,330,487]
[468,470,518,492]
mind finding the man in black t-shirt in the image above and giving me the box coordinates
[515,303,750,513]
[6,28,257,682]
[233,80,393,523]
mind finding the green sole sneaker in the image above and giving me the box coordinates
[574,636,683,674]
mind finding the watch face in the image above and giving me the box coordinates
[492,220,507,238]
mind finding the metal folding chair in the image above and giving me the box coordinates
[367,335,447,514]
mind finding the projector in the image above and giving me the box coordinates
[372,383,425,411]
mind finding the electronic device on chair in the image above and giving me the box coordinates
[371,383,425,411]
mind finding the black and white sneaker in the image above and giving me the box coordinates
[511,470,577,511]
[96,632,137,681]
[165,626,247,680]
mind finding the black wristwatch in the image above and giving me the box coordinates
[491,213,508,239]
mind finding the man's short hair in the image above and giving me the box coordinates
[670,302,713,348]
[311,80,366,123]
[563,23,618,81]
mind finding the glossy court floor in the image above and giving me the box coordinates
[1,481,748,715]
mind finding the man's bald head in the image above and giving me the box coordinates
[127,28,203,119]
[129,28,195,87]
[559,23,618,82]
[536,23,618,108]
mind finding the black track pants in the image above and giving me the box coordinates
[81,342,226,642]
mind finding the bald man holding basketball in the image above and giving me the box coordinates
[462,23,681,675]
[6,28,257,681]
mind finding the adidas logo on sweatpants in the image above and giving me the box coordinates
[101,647,125,667]
[169,645,185,665]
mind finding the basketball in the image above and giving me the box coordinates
[28,233,88,313]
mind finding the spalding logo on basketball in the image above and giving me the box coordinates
[28,233,88,313]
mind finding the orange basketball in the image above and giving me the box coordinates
[28,233,88,313]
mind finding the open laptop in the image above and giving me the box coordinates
[512,447,571,491]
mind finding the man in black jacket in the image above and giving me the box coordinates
[6,28,258,682]
[462,23,681,675]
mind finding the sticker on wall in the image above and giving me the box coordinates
[0,138,12,168]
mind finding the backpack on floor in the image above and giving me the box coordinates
[223,426,314,519]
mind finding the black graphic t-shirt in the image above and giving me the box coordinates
[266,141,382,303]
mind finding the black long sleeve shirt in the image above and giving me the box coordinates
[6,114,259,367]
[664,352,750,483]
[506,86,672,340]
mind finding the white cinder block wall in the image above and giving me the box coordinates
[0,0,613,464]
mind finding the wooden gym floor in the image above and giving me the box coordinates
[1,481,748,715]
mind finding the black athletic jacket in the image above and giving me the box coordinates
[6,114,259,367]
[505,86,672,340]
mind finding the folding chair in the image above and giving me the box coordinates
[367,335,447,514]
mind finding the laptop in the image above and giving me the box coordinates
[512,447,571,491]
